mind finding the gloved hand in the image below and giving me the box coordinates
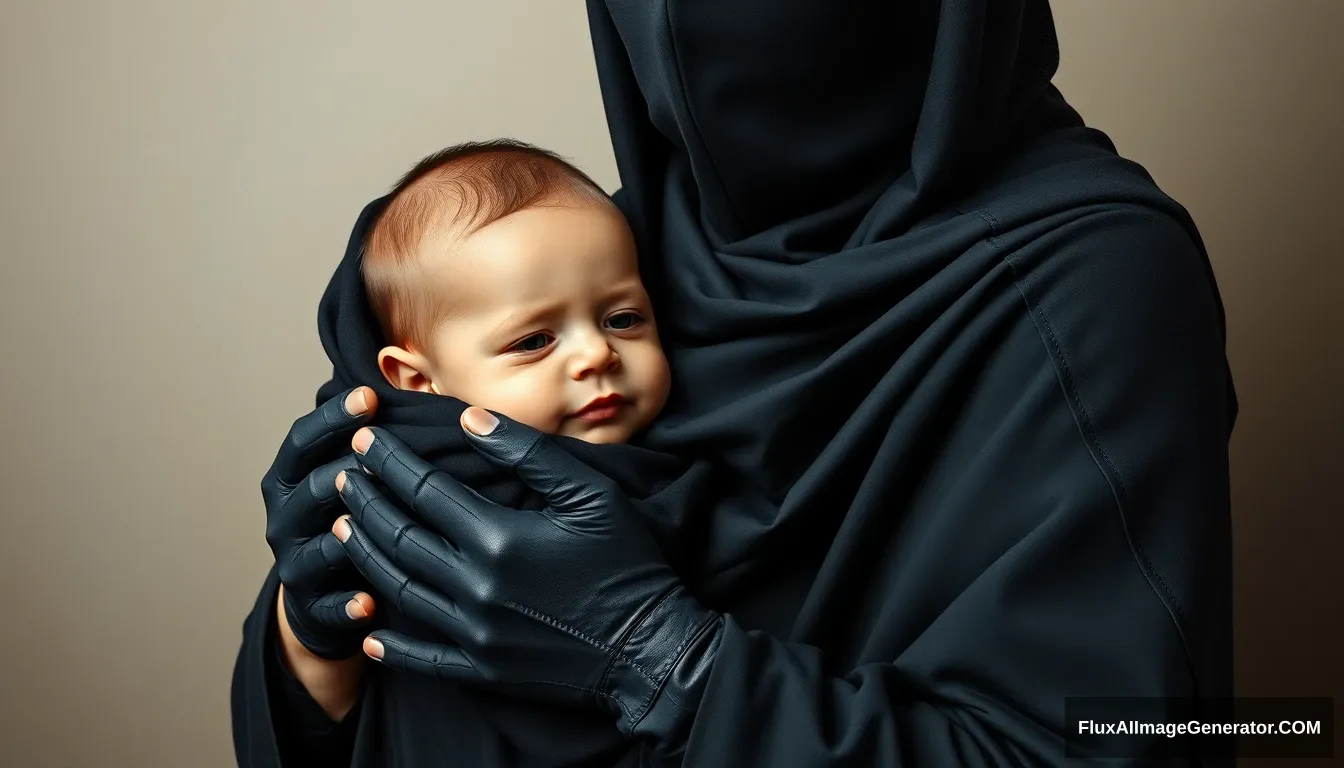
[332,407,725,753]
[262,386,379,660]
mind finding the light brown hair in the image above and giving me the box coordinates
[361,139,611,351]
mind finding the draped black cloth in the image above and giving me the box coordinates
[232,1,1237,765]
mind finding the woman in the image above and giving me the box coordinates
[232,1,1237,765]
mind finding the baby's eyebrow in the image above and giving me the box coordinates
[487,280,648,336]
[603,280,646,300]
[489,303,561,337]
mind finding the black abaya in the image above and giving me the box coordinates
[232,1,1237,765]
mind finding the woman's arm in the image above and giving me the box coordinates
[233,387,382,767]
[659,210,1236,765]
[276,583,366,721]
[233,567,365,768]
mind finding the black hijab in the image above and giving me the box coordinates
[234,2,1236,765]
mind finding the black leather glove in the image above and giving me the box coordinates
[333,408,724,754]
[262,387,378,660]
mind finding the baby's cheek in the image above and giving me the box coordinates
[508,400,568,436]
[639,348,673,420]
[460,384,553,436]
[522,395,575,436]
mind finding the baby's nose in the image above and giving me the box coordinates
[569,335,620,378]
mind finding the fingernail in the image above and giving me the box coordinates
[333,516,351,542]
[335,471,346,492]
[462,407,499,436]
[365,638,385,661]
[345,388,369,416]
[346,599,366,620]
[353,428,373,454]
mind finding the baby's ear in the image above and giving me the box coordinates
[376,345,436,393]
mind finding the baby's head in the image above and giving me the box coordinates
[361,139,671,445]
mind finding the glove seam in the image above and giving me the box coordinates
[506,601,663,689]
[381,443,435,512]
[624,610,722,730]
[596,585,682,697]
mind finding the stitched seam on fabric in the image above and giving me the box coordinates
[966,207,1001,238]
[1009,257,1187,626]
[504,601,661,688]
[974,213,1197,678]
[1002,256,1192,634]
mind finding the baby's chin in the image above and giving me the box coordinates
[559,423,633,445]
[554,414,643,445]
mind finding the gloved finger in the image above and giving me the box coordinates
[278,526,357,591]
[307,588,376,626]
[282,586,372,660]
[365,630,478,685]
[267,454,364,551]
[286,586,371,630]
[337,518,470,637]
[336,470,467,588]
[353,426,504,545]
[460,409,615,513]
[309,453,364,508]
[267,387,375,488]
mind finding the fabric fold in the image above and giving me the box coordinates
[232,1,1236,764]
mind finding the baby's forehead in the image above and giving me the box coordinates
[433,200,636,262]
[419,218,647,320]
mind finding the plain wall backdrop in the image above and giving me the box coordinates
[1,2,1339,765]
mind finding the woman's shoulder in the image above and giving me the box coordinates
[955,124,1228,376]
[1001,200,1220,329]
[980,192,1237,448]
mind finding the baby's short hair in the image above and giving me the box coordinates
[361,138,611,351]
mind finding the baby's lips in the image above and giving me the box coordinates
[573,393,627,417]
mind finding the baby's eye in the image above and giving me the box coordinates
[606,312,644,331]
[510,333,553,353]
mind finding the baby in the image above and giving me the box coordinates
[360,139,671,445]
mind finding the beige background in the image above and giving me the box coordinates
[1,1,1339,766]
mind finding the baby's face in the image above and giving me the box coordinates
[419,201,670,444]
